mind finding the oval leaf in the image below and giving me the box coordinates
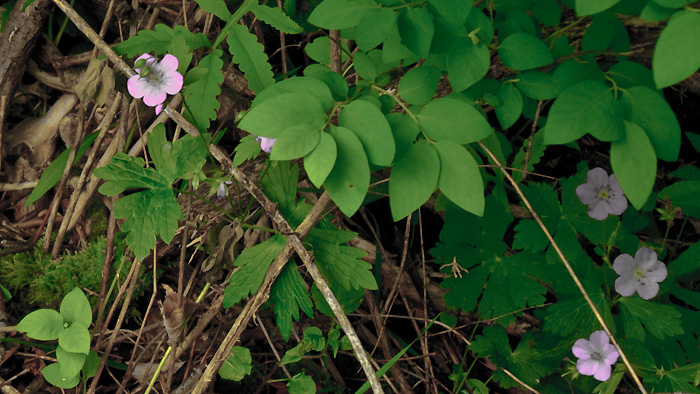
[324,126,370,216]
[339,100,395,166]
[238,93,326,138]
[575,0,622,15]
[253,77,335,112]
[56,346,86,381]
[17,309,64,341]
[611,121,657,210]
[42,363,80,389]
[397,7,434,57]
[389,140,440,221]
[495,83,523,129]
[622,86,680,161]
[498,33,553,70]
[417,98,493,144]
[58,322,91,355]
[270,125,322,161]
[434,140,485,216]
[653,10,700,88]
[60,287,92,327]
[398,65,442,106]
[448,37,490,92]
[308,0,377,29]
[304,133,337,187]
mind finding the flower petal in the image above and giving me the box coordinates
[608,174,624,195]
[572,338,594,359]
[613,254,636,276]
[587,167,609,188]
[162,72,184,95]
[589,330,610,349]
[604,193,628,216]
[258,137,276,153]
[593,362,612,381]
[143,90,167,107]
[127,76,150,99]
[159,54,179,72]
[577,358,600,376]
[645,261,668,282]
[155,103,164,114]
[576,183,599,205]
[603,345,619,365]
[615,275,637,297]
[636,279,660,300]
[217,183,226,200]
[635,247,657,266]
[588,200,610,221]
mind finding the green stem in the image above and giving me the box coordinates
[212,0,257,49]
[54,0,75,46]
[371,85,432,141]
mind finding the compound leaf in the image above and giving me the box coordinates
[307,228,377,291]
[619,297,684,341]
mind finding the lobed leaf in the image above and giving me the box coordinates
[227,24,274,95]
[270,262,314,341]
[183,50,224,131]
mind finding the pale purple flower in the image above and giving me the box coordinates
[127,54,183,114]
[572,330,619,382]
[614,247,667,300]
[576,167,628,220]
[256,136,276,153]
[217,180,232,200]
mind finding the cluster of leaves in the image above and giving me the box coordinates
[16,288,101,389]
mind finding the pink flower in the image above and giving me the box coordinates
[572,330,619,382]
[256,136,276,153]
[614,247,667,300]
[576,167,628,220]
[127,54,183,114]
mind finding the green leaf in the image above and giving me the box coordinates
[305,36,350,66]
[350,7,396,51]
[288,372,316,394]
[608,61,656,90]
[498,33,553,70]
[82,351,101,379]
[397,7,434,57]
[659,181,700,219]
[232,134,262,168]
[307,228,377,291]
[253,77,335,113]
[389,140,439,221]
[270,262,314,341]
[575,0,621,15]
[239,93,326,138]
[653,10,700,88]
[270,124,322,161]
[304,64,349,101]
[641,1,676,21]
[17,309,64,340]
[531,0,561,26]
[42,363,80,389]
[250,3,302,33]
[58,322,90,355]
[59,288,92,327]
[429,0,470,28]
[495,83,523,129]
[227,24,274,94]
[619,297,683,340]
[323,126,370,216]
[308,0,378,29]
[582,15,614,51]
[339,100,395,166]
[218,346,252,381]
[304,133,337,187]
[353,52,377,81]
[398,66,441,106]
[223,234,287,308]
[447,37,490,92]
[261,161,299,217]
[56,346,86,382]
[417,98,493,144]
[544,292,614,337]
[610,120,657,209]
[434,140,484,216]
[281,327,325,365]
[622,86,681,161]
[113,24,210,57]
[193,0,231,19]
[513,182,561,251]
[182,49,224,130]
[544,80,624,145]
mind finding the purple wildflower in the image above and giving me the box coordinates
[572,330,619,382]
[614,247,667,300]
[576,167,628,220]
[127,54,183,114]
[256,136,276,153]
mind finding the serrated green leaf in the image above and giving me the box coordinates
[544,291,614,337]
[659,181,700,220]
[339,100,395,166]
[17,309,64,340]
[193,0,231,19]
[434,140,484,216]
[308,0,378,29]
[398,65,441,106]
[389,140,439,221]
[232,134,262,168]
[495,83,523,129]
[447,37,490,92]
[397,7,434,57]
[58,322,90,354]
[56,346,86,382]
[260,161,299,217]
[513,182,560,251]
[183,50,224,130]
[304,133,337,188]
[323,126,370,217]
[42,363,80,389]
[113,24,210,57]
[218,346,252,381]
[575,0,621,15]
[307,228,377,290]
[653,10,700,88]
[60,288,91,327]
[270,262,314,341]
[498,33,553,70]
[619,297,683,340]
[417,98,493,144]
[239,93,326,138]
[350,7,396,51]
[250,3,302,33]
[254,77,335,112]
[227,24,274,94]
[544,80,624,145]
[223,234,287,308]
[288,372,316,394]
[511,130,546,184]
[622,86,680,161]
[270,124,322,161]
[610,120,656,209]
